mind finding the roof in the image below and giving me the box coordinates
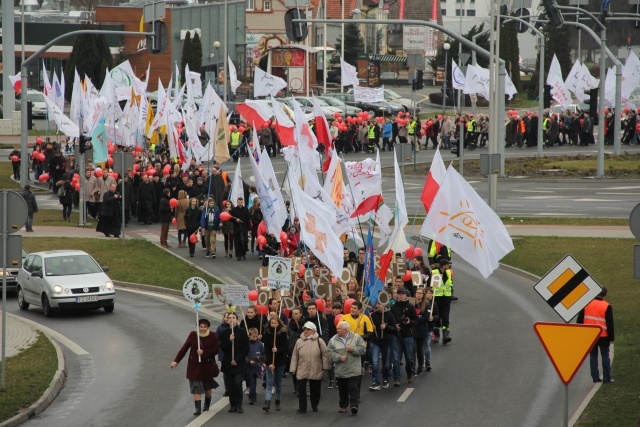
[326,0,359,19]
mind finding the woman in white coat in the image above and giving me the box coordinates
[289,322,330,414]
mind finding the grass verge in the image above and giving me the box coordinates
[0,333,57,422]
[22,238,220,289]
[34,209,83,228]
[0,163,21,190]
[399,216,629,227]
[501,237,639,427]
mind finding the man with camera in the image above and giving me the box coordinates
[390,288,417,386]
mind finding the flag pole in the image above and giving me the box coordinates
[340,153,366,245]
[404,205,422,262]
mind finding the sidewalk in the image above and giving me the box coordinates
[0,313,38,361]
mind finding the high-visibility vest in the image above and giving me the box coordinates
[434,269,453,297]
[368,126,376,139]
[583,299,609,337]
[230,131,241,147]
[543,118,550,131]
[429,240,451,261]
[466,119,476,132]
[408,121,417,135]
[150,143,156,153]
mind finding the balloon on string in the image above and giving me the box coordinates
[146,168,156,176]
[255,304,269,315]
[11,156,19,162]
[404,245,414,258]
[95,168,104,178]
[248,290,258,302]
[171,218,177,226]
[35,136,43,145]
[315,298,326,312]
[38,153,46,162]
[402,271,412,281]
[39,173,49,182]
[107,156,114,166]
[162,168,170,176]
[107,144,115,155]
[343,298,355,313]
[74,183,80,191]
[334,314,343,327]
[220,211,232,221]
[32,151,39,159]
[413,247,423,257]
[280,231,288,243]
[256,235,267,248]
[298,264,306,278]
[189,233,199,244]
[239,126,245,133]
[169,198,179,208]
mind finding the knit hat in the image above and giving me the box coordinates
[303,321,317,332]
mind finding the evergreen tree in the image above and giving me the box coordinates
[181,32,192,83]
[190,33,203,74]
[499,21,521,91]
[527,23,572,99]
[430,24,490,82]
[335,23,364,64]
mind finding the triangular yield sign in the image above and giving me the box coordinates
[533,322,602,385]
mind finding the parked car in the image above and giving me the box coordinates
[27,90,47,118]
[382,88,421,114]
[17,250,115,316]
[0,248,28,294]
[323,92,404,117]
[293,97,345,119]
[317,96,362,117]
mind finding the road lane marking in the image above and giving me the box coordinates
[8,312,89,355]
[397,388,414,402]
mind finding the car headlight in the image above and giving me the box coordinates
[102,281,114,292]
[53,285,63,294]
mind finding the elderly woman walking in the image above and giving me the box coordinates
[289,321,330,414]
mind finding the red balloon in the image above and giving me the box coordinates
[74,183,80,191]
[255,304,269,315]
[107,145,115,155]
[280,231,288,242]
[343,298,355,313]
[162,168,170,176]
[133,164,140,172]
[331,277,337,284]
[404,245,415,259]
[73,174,80,181]
[171,218,177,226]
[248,290,258,302]
[32,151,39,158]
[315,298,326,312]
[135,145,143,152]
[414,247,423,257]
[239,126,245,133]
[220,211,232,221]
[257,235,267,248]
[169,198,179,208]
[39,173,49,182]
[146,168,156,176]
[336,117,343,123]
[189,233,199,244]
[107,156,114,166]
[248,141,254,147]
[298,264,306,278]
[334,314,343,327]
[11,155,19,162]
[282,308,291,317]
[95,168,104,178]
[38,153,46,162]
[402,271,412,281]
[35,137,43,145]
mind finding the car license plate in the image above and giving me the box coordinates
[77,296,99,302]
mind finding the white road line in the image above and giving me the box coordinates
[534,213,583,216]
[397,387,414,402]
[511,190,554,193]
[596,192,639,195]
[8,312,89,355]
[184,396,230,427]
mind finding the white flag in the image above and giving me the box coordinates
[292,99,320,169]
[575,63,599,103]
[419,165,514,278]
[451,59,466,90]
[42,61,53,100]
[505,73,518,101]
[254,67,287,97]
[604,67,615,105]
[564,60,582,95]
[228,55,242,95]
[340,56,360,87]
[463,64,489,99]
[290,176,344,277]
[249,149,287,241]
[393,148,408,226]
[621,51,640,102]
[344,152,382,218]
[546,55,573,108]
[43,96,79,138]
[229,159,244,202]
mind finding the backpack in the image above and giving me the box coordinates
[57,185,66,199]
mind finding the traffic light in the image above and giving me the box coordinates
[543,84,552,109]
[499,4,509,26]
[534,11,547,33]
[540,0,564,27]
[416,70,424,90]
[79,134,92,155]
[412,79,417,91]
[284,9,308,42]
[585,88,598,117]
[147,21,168,54]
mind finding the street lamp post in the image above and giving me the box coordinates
[213,40,221,95]
[442,42,450,115]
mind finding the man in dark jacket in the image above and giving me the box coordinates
[96,183,122,237]
[9,146,21,181]
[158,188,172,248]
[219,312,250,413]
[577,287,615,383]
[305,301,329,344]
[21,185,38,232]
[137,174,156,225]
[230,197,250,260]
[368,302,396,390]
[390,288,417,385]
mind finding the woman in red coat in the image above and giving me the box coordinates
[171,318,220,415]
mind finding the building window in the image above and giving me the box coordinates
[441,8,447,16]
[466,9,475,16]
[455,8,463,16]
[246,0,254,11]
[264,0,271,11]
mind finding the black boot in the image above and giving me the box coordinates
[193,400,202,416]
[203,396,211,411]
[275,400,281,411]
[237,404,244,413]
[443,329,452,344]
[263,399,271,413]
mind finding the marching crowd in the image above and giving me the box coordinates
[170,238,455,417]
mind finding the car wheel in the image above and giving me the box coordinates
[42,294,55,317]
[104,304,115,314]
[17,286,29,310]
[367,108,377,117]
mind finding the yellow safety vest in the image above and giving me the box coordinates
[434,269,453,297]
[408,121,417,135]
[467,119,476,132]
[368,126,376,139]
[230,131,241,147]
[543,118,550,131]
[150,143,156,153]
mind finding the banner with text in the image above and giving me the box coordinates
[353,85,385,103]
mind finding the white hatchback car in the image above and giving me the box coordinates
[17,250,115,316]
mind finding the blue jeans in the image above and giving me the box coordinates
[590,339,611,382]
[247,374,258,403]
[392,335,414,381]
[265,364,285,401]
[369,341,391,385]
[424,332,432,365]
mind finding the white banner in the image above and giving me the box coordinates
[403,25,427,53]
[353,86,384,103]
[268,256,292,290]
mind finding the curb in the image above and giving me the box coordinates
[0,334,67,427]
[114,280,183,297]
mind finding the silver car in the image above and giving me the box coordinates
[17,250,115,316]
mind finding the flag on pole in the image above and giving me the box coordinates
[340,57,360,87]
[213,104,231,164]
[451,59,466,90]
[393,148,408,226]
[364,225,386,305]
[345,152,382,218]
[236,100,274,128]
[254,67,287,97]
[229,159,244,202]
[42,61,53,99]
[546,54,573,108]
[420,147,446,213]
[564,60,582,96]
[249,149,287,241]
[310,95,333,171]
[270,95,296,146]
[377,211,411,282]
[228,55,241,95]
[292,99,320,169]
[419,165,514,278]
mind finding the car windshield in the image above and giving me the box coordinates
[28,92,45,103]
[44,255,102,277]
[312,98,330,106]
[320,97,344,107]
[385,89,402,98]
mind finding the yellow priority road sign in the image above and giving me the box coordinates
[533,254,603,323]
